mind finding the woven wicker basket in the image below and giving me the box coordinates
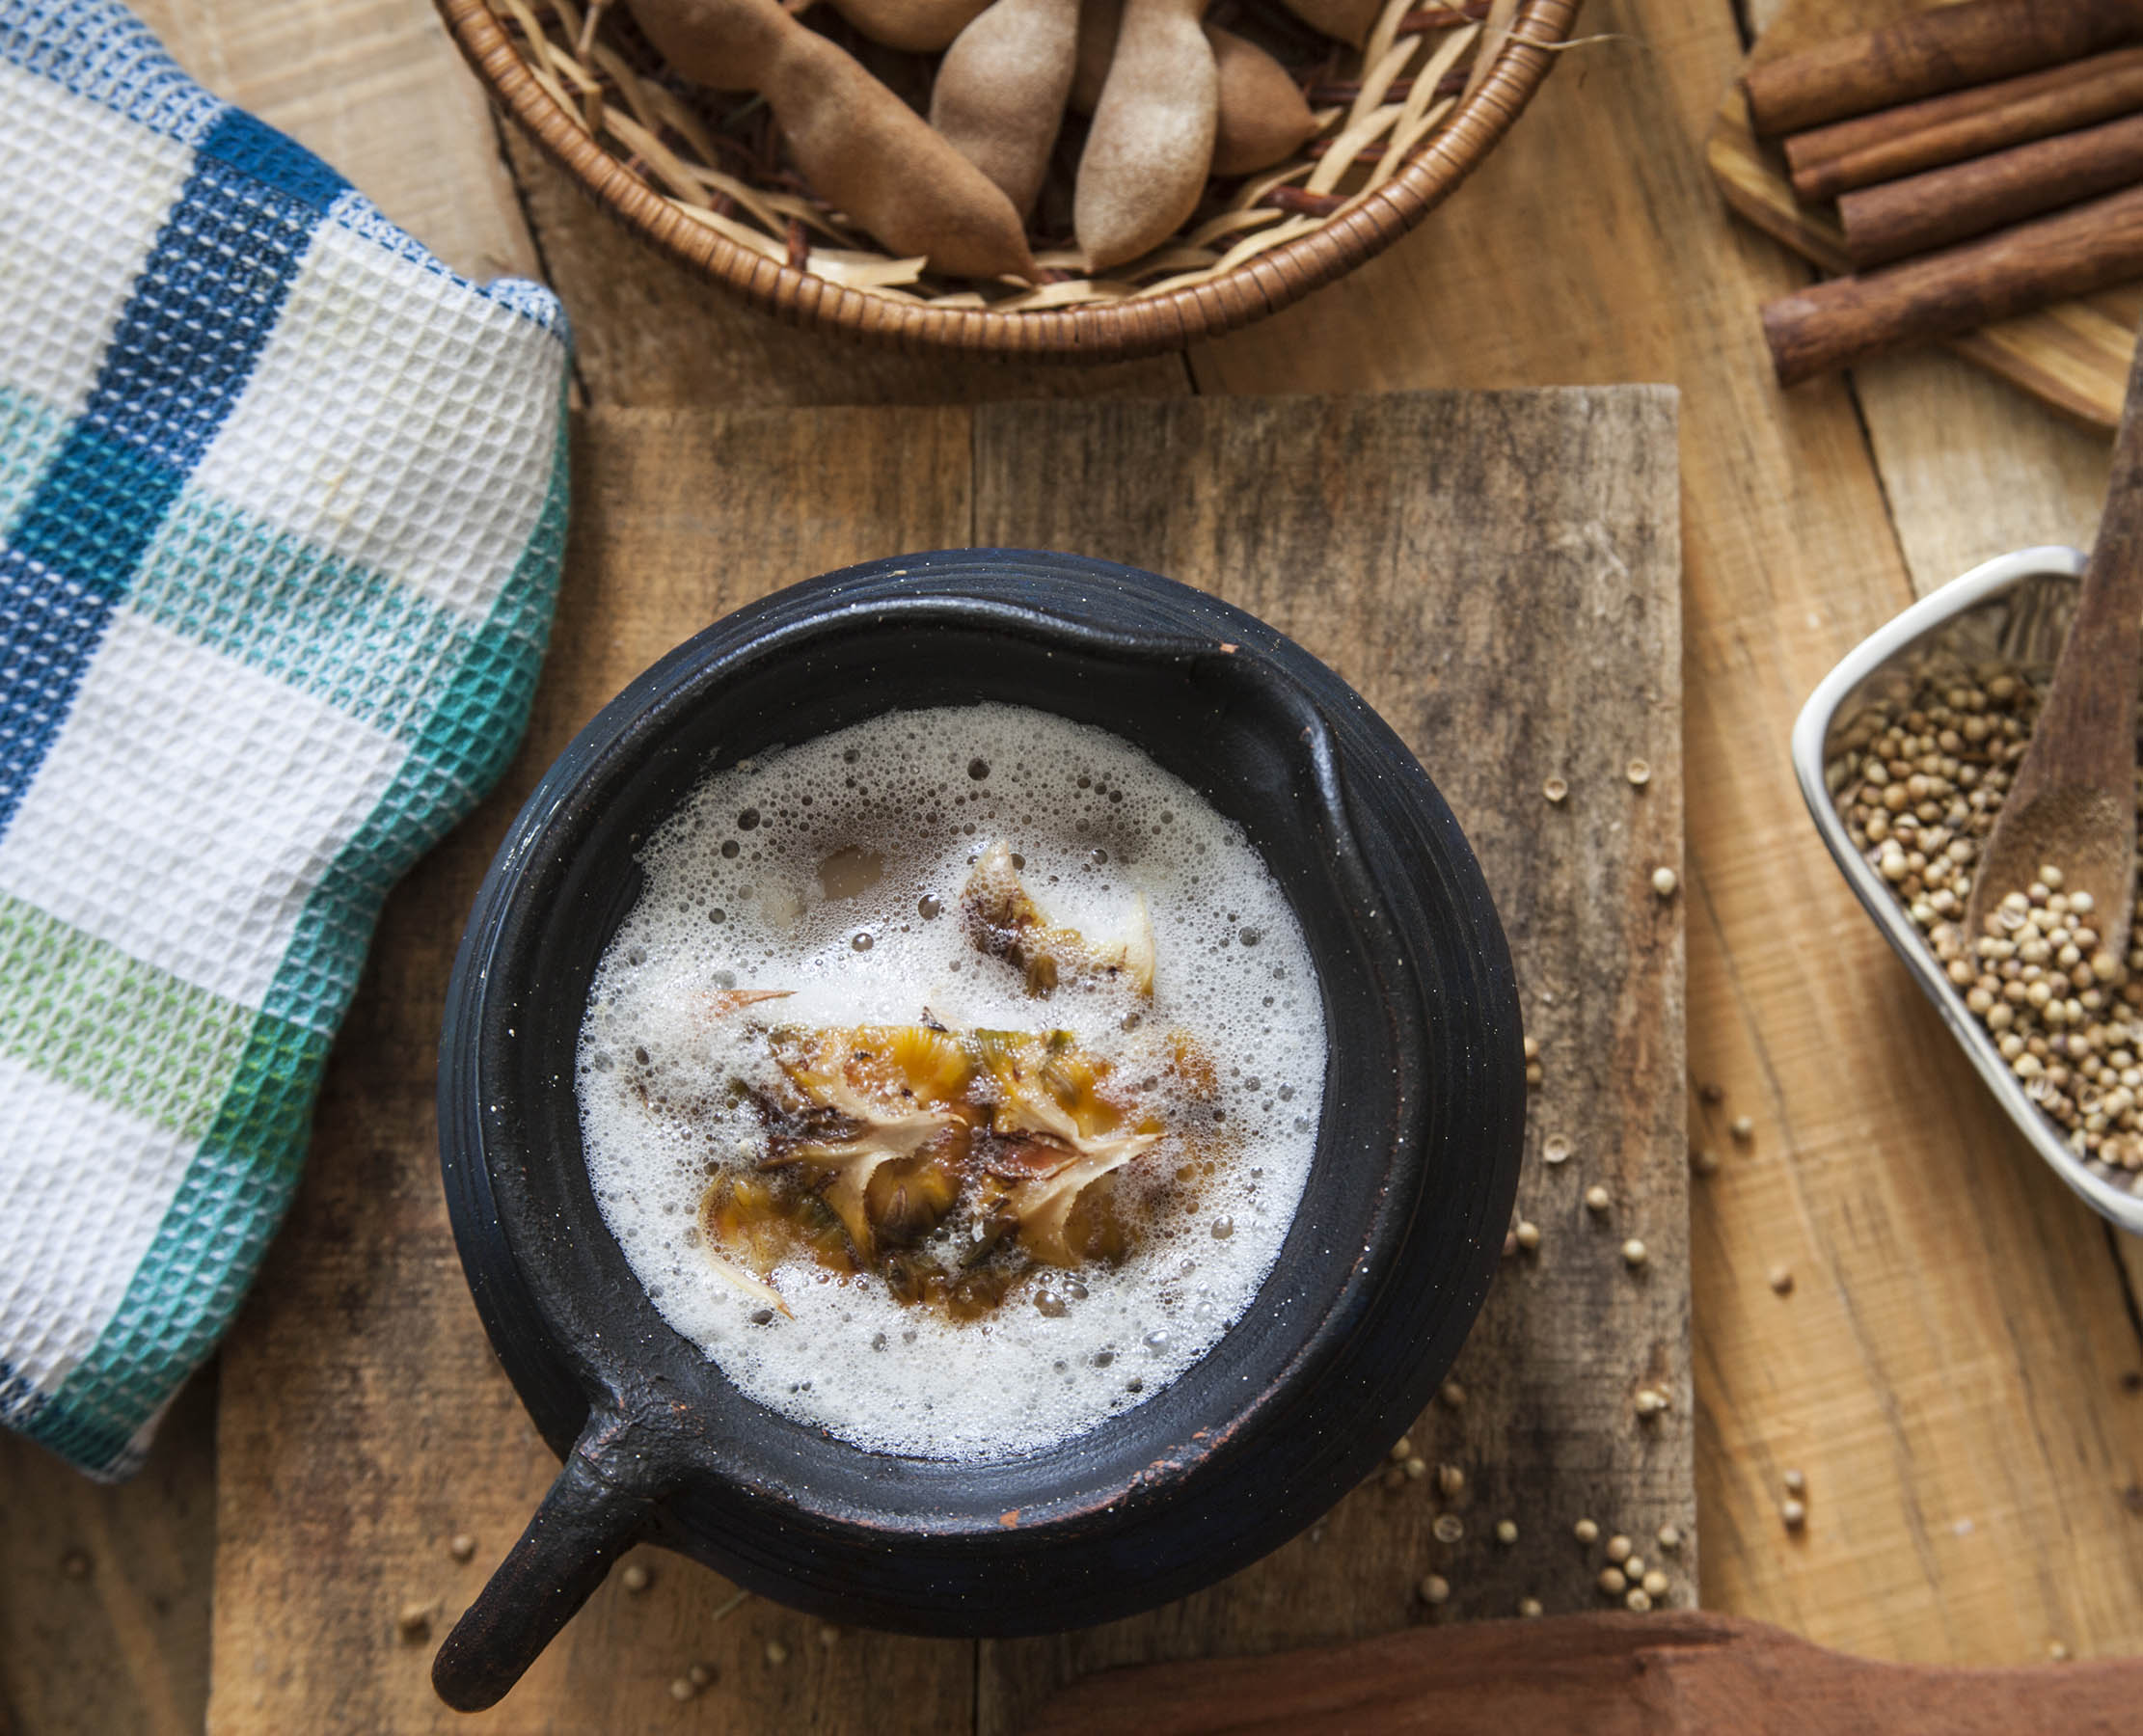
[437,0,1578,359]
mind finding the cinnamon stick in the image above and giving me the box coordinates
[1787,43,2143,200]
[1840,108,2143,265]
[1760,179,2143,384]
[1743,0,2143,138]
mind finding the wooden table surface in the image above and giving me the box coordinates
[3,0,2142,1729]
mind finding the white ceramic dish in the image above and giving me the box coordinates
[1792,545,2143,1235]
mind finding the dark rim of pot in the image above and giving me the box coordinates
[438,550,1525,1636]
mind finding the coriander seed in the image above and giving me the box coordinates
[1627,759,1652,787]
[1622,1238,1648,1267]
[1437,1463,1465,1498]
[1518,1597,1543,1618]
[1598,1567,1627,1595]
[1730,1115,1754,1143]
[1574,1517,1600,1544]
[1657,1524,1682,1552]
[1605,1533,1632,1563]
[1420,1574,1451,1605]
[1495,1519,1518,1545]
[1543,1134,1572,1165]
[448,1533,475,1563]
[1391,1436,1414,1461]
[1651,866,1678,898]
[1515,1219,1541,1251]
[1543,776,1568,803]
[1433,1514,1464,1543]
[1768,1265,1794,1294]
[1780,1499,1806,1531]
[1585,1184,1611,1213]
[1405,1455,1428,1480]
[622,1562,651,1593]
[1625,1587,1652,1613]
[1440,1379,1468,1409]
[1782,1468,1805,1496]
[1641,1569,1668,1597]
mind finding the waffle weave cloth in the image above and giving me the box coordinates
[0,0,571,1478]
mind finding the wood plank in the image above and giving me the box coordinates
[133,0,538,282]
[206,406,980,1735]
[1020,1611,2139,1734]
[1182,0,2143,1667]
[1705,0,2141,431]
[495,129,1193,407]
[0,1372,216,1736]
[207,390,1683,1731]
[969,390,1686,1735]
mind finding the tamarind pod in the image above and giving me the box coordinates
[1071,0,1121,115]
[1207,25,1317,176]
[629,0,1036,279]
[822,0,993,53]
[1074,0,1217,267]
[931,0,1082,216]
[1276,0,1382,50]
[625,0,784,88]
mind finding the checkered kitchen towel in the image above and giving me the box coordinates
[0,0,571,1478]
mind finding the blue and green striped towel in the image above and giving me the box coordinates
[0,0,571,1478]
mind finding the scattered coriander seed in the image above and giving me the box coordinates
[1730,1115,1754,1144]
[1698,1081,1724,1104]
[1574,1517,1600,1544]
[1780,1499,1806,1531]
[1585,1184,1611,1213]
[621,1562,651,1593]
[1623,1557,1645,1581]
[1625,1587,1653,1613]
[689,1664,713,1686]
[1524,1036,1540,1062]
[1622,1238,1648,1267]
[1405,1455,1428,1480]
[395,1601,433,1642]
[2048,1641,2071,1662]
[1782,1468,1806,1496]
[1495,1519,1518,1545]
[1503,1231,1518,1258]
[1605,1533,1633,1564]
[766,1639,789,1666]
[1433,1514,1464,1543]
[1383,1465,1408,1492]
[1627,758,1652,787]
[1437,1464,1466,1498]
[1634,1389,1665,1417]
[1543,776,1568,803]
[1657,1524,1682,1552]
[1440,1379,1468,1409]
[1641,1569,1669,1598]
[1691,1147,1720,1176]
[1518,1597,1544,1618]
[1515,1219,1542,1251]
[1768,1265,1794,1295]
[448,1533,476,1563]
[1543,1135,1572,1165]
[819,1625,839,1647]
[1420,1574,1451,1605]
[669,1678,695,1703]
[1651,866,1679,898]
[1598,1567,1628,1595]
[1391,1436,1414,1461]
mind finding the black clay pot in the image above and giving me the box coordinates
[432,551,1525,1710]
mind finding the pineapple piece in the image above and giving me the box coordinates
[962,841,1154,996]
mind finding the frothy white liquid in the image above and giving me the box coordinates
[576,703,1325,1460]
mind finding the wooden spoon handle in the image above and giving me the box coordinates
[2026,320,2143,800]
[1023,1611,2138,1734]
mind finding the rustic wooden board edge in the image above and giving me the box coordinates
[1020,1611,2138,1734]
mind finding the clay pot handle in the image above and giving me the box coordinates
[431,1407,676,1711]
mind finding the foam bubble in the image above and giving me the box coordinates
[577,703,1325,1460]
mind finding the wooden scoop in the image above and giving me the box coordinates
[1965,322,2143,965]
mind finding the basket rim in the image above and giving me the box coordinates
[436,0,1582,360]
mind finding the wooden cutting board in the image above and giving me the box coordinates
[1708,0,2143,432]
[203,390,1684,1734]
